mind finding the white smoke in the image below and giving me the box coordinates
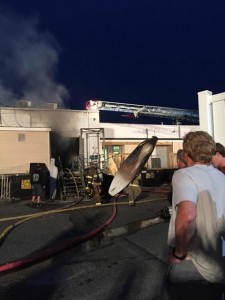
[0,7,69,107]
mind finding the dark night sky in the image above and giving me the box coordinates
[0,0,225,119]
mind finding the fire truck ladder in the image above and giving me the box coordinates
[86,100,199,123]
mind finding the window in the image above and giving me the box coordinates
[113,145,120,154]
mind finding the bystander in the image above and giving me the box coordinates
[30,164,45,207]
[163,131,225,300]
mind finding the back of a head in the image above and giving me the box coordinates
[176,149,187,168]
[215,142,225,157]
[183,131,215,164]
[177,149,185,162]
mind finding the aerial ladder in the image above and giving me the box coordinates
[86,100,199,123]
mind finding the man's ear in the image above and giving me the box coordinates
[216,151,222,158]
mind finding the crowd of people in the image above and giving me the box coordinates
[163,131,225,299]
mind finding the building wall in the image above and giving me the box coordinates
[0,105,200,173]
[0,107,199,139]
[103,123,199,140]
[0,128,51,174]
[0,108,99,137]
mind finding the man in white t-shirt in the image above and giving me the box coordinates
[163,131,225,300]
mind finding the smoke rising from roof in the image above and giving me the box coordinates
[0,7,69,107]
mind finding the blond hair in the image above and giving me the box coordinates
[183,131,215,163]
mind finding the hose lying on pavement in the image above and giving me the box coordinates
[0,196,167,223]
[0,201,117,273]
[0,198,91,245]
[0,196,167,247]
[0,215,38,247]
[0,194,168,273]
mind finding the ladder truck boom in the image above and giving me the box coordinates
[86,100,199,123]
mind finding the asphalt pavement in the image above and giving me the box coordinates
[0,190,171,300]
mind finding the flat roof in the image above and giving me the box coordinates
[0,127,51,132]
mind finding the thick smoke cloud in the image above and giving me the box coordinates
[0,8,69,107]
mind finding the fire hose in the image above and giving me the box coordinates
[0,201,118,273]
[0,196,169,273]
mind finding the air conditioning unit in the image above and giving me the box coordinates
[16,100,32,108]
[42,103,58,109]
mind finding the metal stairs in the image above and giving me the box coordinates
[61,168,86,201]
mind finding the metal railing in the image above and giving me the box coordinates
[0,175,11,200]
